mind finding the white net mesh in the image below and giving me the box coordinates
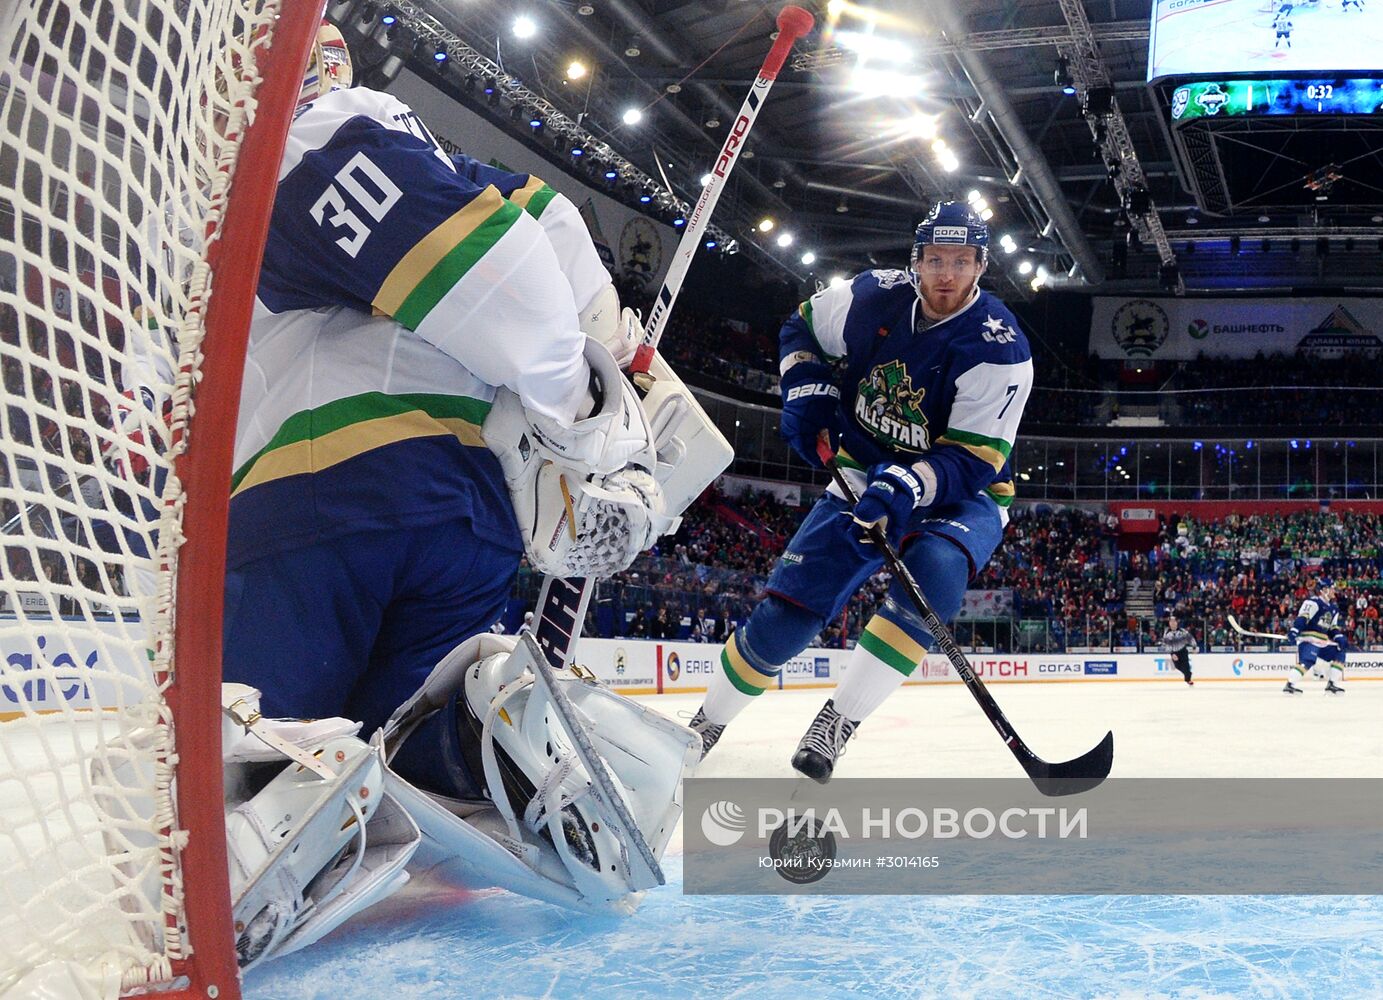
[0,1,284,993]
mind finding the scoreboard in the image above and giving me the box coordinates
[1170,78,1383,122]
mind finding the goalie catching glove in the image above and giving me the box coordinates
[485,337,671,578]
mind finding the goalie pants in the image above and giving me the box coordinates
[223,518,520,734]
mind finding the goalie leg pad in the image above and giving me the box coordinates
[382,633,698,912]
[224,710,419,971]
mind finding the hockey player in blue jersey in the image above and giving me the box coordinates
[691,202,1033,782]
[1284,577,1347,694]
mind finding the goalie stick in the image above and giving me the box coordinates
[1227,614,1289,641]
[530,5,816,675]
[818,440,1114,797]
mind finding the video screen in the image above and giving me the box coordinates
[1148,0,1383,81]
[1170,78,1383,120]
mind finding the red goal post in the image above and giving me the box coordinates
[0,3,324,999]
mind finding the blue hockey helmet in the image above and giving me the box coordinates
[1316,575,1335,591]
[912,201,989,268]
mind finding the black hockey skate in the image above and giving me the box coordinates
[790,699,858,784]
[689,708,726,760]
[1325,680,1345,695]
[1283,681,1303,695]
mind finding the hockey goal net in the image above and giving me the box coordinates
[0,3,321,998]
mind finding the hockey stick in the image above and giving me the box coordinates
[817,441,1114,796]
[531,5,816,673]
[1227,614,1288,641]
[633,5,816,367]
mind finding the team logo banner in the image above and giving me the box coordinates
[685,779,1383,894]
[1091,297,1383,360]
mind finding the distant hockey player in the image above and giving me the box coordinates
[1342,0,1363,10]
[1284,577,1347,694]
[691,201,1033,782]
[1273,12,1294,47]
[222,23,663,734]
[1161,615,1195,685]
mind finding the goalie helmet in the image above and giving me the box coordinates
[912,200,989,268]
[300,21,353,108]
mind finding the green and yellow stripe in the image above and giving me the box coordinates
[720,632,777,696]
[507,175,558,219]
[857,614,926,677]
[936,428,1012,473]
[373,186,522,330]
[985,480,1016,508]
[834,446,866,472]
[795,298,837,361]
[231,392,490,497]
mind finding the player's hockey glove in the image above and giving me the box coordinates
[849,462,924,554]
[778,361,843,468]
[1332,632,1348,655]
[1286,626,1300,644]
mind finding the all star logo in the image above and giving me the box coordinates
[870,268,912,290]
[855,360,930,452]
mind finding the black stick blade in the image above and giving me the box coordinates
[1021,730,1115,797]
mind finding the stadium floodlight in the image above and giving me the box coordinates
[829,274,848,287]
[622,107,643,125]
[1018,259,1034,275]
[1055,56,1075,95]
[757,217,775,233]
[776,232,794,248]
[566,60,587,80]
[512,15,536,39]
[836,31,911,65]
[801,251,817,265]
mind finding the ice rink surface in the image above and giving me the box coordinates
[245,681,1383,999]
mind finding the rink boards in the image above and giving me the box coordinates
[571,639,1383,695]
[4,619,1382,714]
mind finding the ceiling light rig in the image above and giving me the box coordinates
[372,1,760,263]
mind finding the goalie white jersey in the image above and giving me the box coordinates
[232,87,603,569]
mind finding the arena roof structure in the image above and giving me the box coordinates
[351,0,1383,297]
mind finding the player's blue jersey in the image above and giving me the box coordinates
[1292,596,1346,648]
[231,88,594,568]
[780,270,1033,510]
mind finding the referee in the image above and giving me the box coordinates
[1162,615,1195,685]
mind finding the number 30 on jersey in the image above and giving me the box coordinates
[309,152,402,257]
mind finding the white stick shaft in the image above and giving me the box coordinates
[640,12,813,354]
[1228,615,1288,641]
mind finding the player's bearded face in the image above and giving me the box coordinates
[913,245,984,318]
